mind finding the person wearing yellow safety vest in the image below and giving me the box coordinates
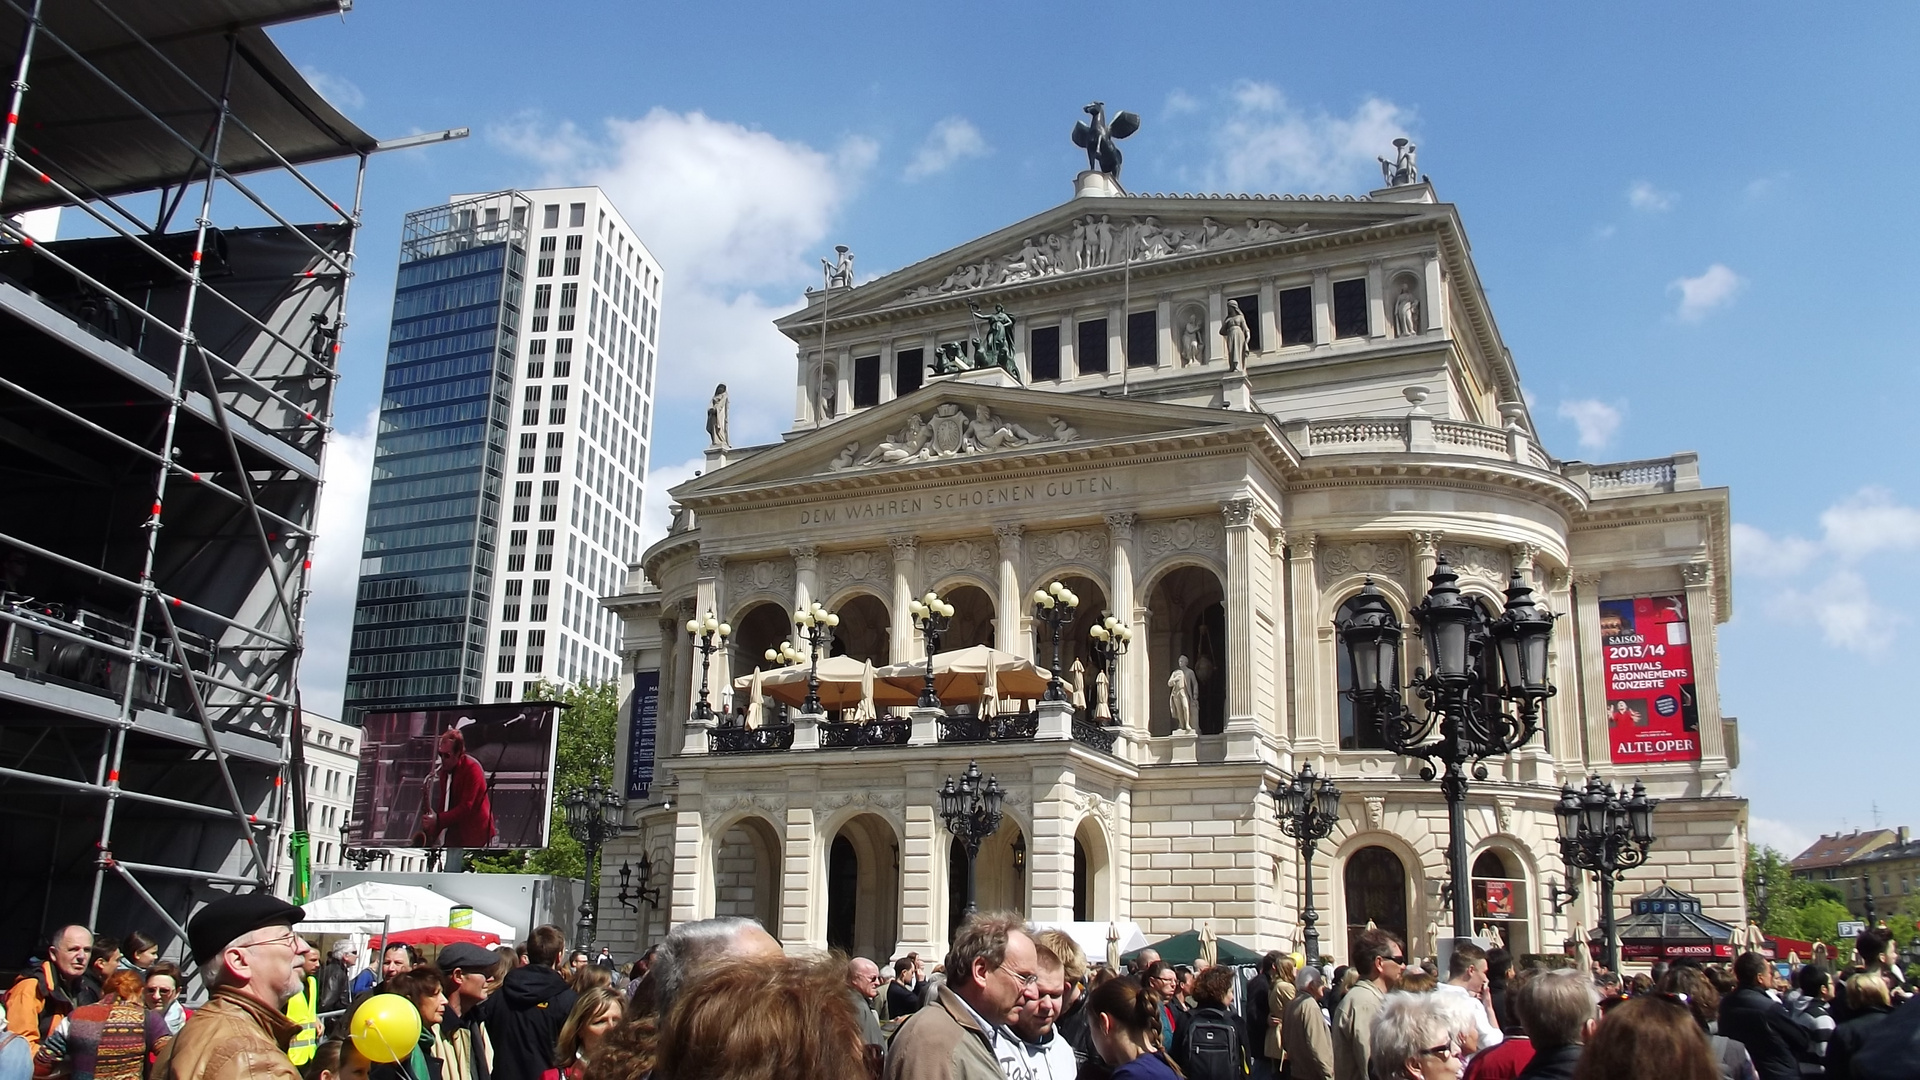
[285,948,321,1067]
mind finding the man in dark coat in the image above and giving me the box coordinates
[1719,952,1813,1080]
[474,925,575,1080]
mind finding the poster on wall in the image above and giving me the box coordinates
[626,670,660,801]
[1600,595,1700,764]
[348,702,561,849]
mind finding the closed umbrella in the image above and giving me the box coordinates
[1093,667,1110,721]
[980,653,999,718]
[1199,921,1218,968]
[1070,660,1087,709]
[851,660,878,721]
[745,667,766,729]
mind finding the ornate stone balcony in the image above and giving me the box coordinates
[1280,414,1552,469]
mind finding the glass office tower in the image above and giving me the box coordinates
[343,193,529,723]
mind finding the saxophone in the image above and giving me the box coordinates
[408,754,443,848]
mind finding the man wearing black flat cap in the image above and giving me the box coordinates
[152,894,310,1080]
[434,943,496,1080]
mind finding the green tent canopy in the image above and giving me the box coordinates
[1120,929,1265,967]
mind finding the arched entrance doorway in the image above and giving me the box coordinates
[1041,574,1108,717]
[823,813,899,960]
[1072,817,1112,922]
[830,593,890,665]
[1145,565,1227,735]
[940,584,995,651]
[710,816,780,934]
[944,817,1027,941]
[728,602,792,717]
[1344,845,1409,958]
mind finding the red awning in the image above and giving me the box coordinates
[369,926,501,950]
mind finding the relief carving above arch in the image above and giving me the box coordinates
[821,549,891,594]
[1439,543,1507,584]
[922,537,999,579]
[1318,540,1407,587]
[1140,517,1226,559]
[1027,528,1110,575]
[726,559,795,601]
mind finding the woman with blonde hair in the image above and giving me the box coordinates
[545,987,624,1080]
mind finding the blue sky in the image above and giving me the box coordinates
[275,2,1920,852]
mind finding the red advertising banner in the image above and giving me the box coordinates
[1601,595,1701,764]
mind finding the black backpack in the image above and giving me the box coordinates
[1184,1007,1243,1080]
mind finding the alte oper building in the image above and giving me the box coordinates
[596,155,1745,967]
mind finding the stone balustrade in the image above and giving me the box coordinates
[1279,415,1697,496]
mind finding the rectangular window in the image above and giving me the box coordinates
[548,385,570,426]
[1279,285,1314,346]
[536,236,556,278]
[517,432,537,473]
[564,235,584,276]
[895,348,924,395]
[534,551,553,572]
[1333,278,1369,339]
[494,679,513,700]
[496,654,516,673]
[526,339,546,379]
[524,654,544,673]
[1126,310,1157,367]
[521,388,541,428]
[544,431,565,473]
[1029,325,1061,381]
[543,204,560,229]
[852,354,881,408]
[569,204,585,228]
[1076,318,1109,375]
[533,284,551,310]
[502,579,522,621]
[1230,294,1262,352]
[554,339,573,378]
[500,629,518,648]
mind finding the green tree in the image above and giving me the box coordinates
[1746,845,1845,937]
[468,678,619,879]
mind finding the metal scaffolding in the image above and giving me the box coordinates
[0,0,379,964]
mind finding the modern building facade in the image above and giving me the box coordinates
[345,188,661,723]
[597,166,1745,967]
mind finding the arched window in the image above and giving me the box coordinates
[1471,849,1531,954]
[1344,846,1408,957]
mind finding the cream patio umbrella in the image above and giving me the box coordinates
[875,644,1052,705]
[1199,920,1218,968]
[849,660,879,722]
[979,653,1000,718]
[733,656,918,712]
[744,667,766,729]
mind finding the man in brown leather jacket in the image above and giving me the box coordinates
[154,895,309,1080]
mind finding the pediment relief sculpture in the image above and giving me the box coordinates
[826,402,1077,472]
[900,215,1314,300]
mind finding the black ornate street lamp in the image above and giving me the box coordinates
[338,816,390,872]
[564,774,628,946]
[1335,556,1558,938]
[908,591,955,709]
[1086,614,1132,725]
[685,609,730,723]
[1031,581,1080,702]
[616,852,662,911]
[1554,775,1655,973]
[1269,762,1342,963]
[939,760,1005,916]
[793,602,839,714]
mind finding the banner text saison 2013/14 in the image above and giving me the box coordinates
[1599,594,1701,765]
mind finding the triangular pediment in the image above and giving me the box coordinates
[777,193,1440,327]
[675,380,1271,499]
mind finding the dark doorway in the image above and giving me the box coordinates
[1344,845,1408,958]
[1194,601,1226,733]
[947,837,969,944]
[1072,840,1090,922]
[827,836,857,954]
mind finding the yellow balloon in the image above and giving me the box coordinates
[349,993,421,1064]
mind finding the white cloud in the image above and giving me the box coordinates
[904,117,988,181]
[1209,82,1414,192]
[1670,263,1743,321]
[298,410,376,718]
[1626,181,1675,212]
[300,66,365,110]
[637,455,706,556]
[1749,817,1815,858]
[493,109,875,446]
[1734,488,1920,655]
[1556,398,1624,451]
[1163,90,1200,116]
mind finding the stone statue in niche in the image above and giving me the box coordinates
[1070,101,1141,185]
[822,244,854,289]
[1393,282,1421,337]
[819,369,837,419]
[705,383,729,448]
[1179,312,1205,366]
[1219,299,1249,371]
[1378,137,1419,187]
[1167,655,1197,732]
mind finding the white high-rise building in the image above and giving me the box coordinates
[345,186,660,717]
[484,187,661,701]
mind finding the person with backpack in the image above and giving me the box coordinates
[1171,966,1249,1080]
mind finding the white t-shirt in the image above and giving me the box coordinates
[1435,982,1505,1052]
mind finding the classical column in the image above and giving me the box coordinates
[834,347,852,418]
[1408,532,1444,677]
[1207,288,1225,362]
[1258,278,1278,355]
[1156,293,1174,368]
[1681,562,1730,767]
[1269,528,1289,745]
[1058,314,1076,375]
[889,536,919,663]
[1508,543,1541,592]
[657,614,687,758]
[1422,250,1444,333]
[791,544,818,615]
[696,554,729,715]
[1311,270,1331,345]
[1286,534,1323,748]
[1108,301,1125,370]
[1222,499,1259,740]
[878,340,895,403]
[1366,259,1387,338]
[793,348,813,427]
[1106,513,1138,726]
[780,804,820,950]
[1572,572,1610,768]
[994,523,1027,657]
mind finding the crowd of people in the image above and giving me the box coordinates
[7,904,1920,1080]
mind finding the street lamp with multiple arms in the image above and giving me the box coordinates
[1031,581,1080,702]
[908,591,955,709]
[1086,614,1132,725]
[1269,762,1343,964]
[563,774,628,947]
[1554,775,1655,973]
[938,760,1005,915]
[1336,555,1558,938]
[793,602,839,714]
[685,610,730,723]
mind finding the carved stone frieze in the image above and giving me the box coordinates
[1680,562,1711,587]
[726,559,795,600]
[817,790,905,814]
[826,402,1077,471]
[922,537,999,579]
[1221,498,1257,528]
[702,791,787,825]
[900,215,1314,300]
[1140,517,1226,559]
[695,554,726,578]
[1027,529,1110,573]
[1439,543,1506,583]
[1070,790,1119,830]
[821,549,891,593]
[1318,541,1407,584]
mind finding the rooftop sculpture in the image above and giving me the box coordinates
[1071,102,1139,187]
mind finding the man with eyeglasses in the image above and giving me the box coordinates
[885,911,1040,1080]
[1332,928,1404,1080]
[152,893,311,1080]
[847,958,888,1048]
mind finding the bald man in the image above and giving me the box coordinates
[847,957,887,1047]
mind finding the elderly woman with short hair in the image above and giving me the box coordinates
[1370,992,1463,1080]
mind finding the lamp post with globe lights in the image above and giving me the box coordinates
[685,610,730,724]
[1086,615,1132,725]
[1031,581,1080,702]
[1268,762,1343,964]
[1554,776,1655,973]
[793,601,839,714]
[563,773,629,946]
[1335,556,1558,938]
[907,591,955,708]
[938,759,1005,916]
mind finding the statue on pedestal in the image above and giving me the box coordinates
[968,300,1019,379]
[1393,283,1421,337]
[1219,300,1249,371]
[1071,102,1141,187]
[705,383,730,449]
[1378,138,1419,187]
[822,244,855,289]
[1168,655,1196,732]
[1180,313,1205,366]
